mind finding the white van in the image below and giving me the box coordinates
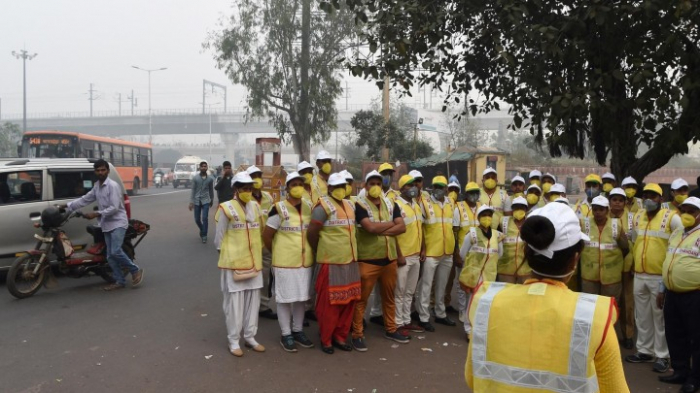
[173,155,207,189]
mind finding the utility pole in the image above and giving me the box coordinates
[87,83,100,117]
[127,90,137,116]
[12,49,38,133]
[114,93,130,116]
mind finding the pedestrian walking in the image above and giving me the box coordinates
[214,160,234,203]
[189,161,214,243]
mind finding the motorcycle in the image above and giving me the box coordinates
[154,173,163,188]
[6,207,150,299]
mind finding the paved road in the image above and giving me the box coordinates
[0,189,678,392]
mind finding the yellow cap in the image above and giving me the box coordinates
[643,183,663,196]
[398,175,414,189]
[584,174,602,184]
[432,176,448,187]
[465,182,480,192]
[378,163,394,173]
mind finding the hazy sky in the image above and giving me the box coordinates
[0,0,422,119]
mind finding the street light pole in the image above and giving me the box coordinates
[12,49,38,133]
[131,65,167,145]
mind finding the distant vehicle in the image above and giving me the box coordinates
[20,131,152,195]
[173,155,207,188]
[154,167,172,185]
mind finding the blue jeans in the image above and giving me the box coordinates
[104,227,140,286]
[194,202,210,237]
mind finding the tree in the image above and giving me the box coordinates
[329,0,700,181]
[206,0,359,160]
[0,122,21,157]
[443,108,479,150]
[350,109,433,161]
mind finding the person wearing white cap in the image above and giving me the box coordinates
[497,196,531,284]
[458,205,503,339]
[528,169,542,187]
[579,196,628,302]
[541,172,557,194]
[510,175,526,198]
[408,169,431,201]
[189,160,215,243]
[451,182,482,317]
[658,197,700,390]
[602,172,617,195]
[465,203,629,392]
[447,181,461,204]
[297,161,314,201]
[525,184,542,211]
[480,167,511,229]
[662,178,690,213]
[311,150,333,204]
[215,172,266,357]
[620,176,643,213]
[340,170,356,202]
[306,173,361,354]
[544,183,567,205]
[608,187,636,349]
[261,172,315,353]
[246,165,278,320]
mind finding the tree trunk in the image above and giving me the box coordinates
[296,0,311,163]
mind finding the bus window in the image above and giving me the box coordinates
[114,145,123,166]
[124,147,133,166]
[22,135,77,158]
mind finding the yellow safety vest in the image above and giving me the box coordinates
[311,174,328,204]
[633,209,675,275]
[480,187,508,229]
[395,196,422,257]
[581,218,624,285]
[455,201,480,248]
[662,202,681,214]
[384,189,399,202]
[663,226,700,292]
[423,196,456,257]
[217,200,263,271]
[575,200,593,219]
[611,210,635,272]
[467,280,616,393]
[355,195,398,261]
[316,196,357,265]
[255,191,275,223]
[271,200,314,268]
[627,197,643,214]
[459,227,501,289]
[302,187,312,202]
[498,217,530,278]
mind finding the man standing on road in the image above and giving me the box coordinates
[189,161,214,243]
[66,159,144,291]
[214,161,234,203]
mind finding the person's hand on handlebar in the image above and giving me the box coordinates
[82,212,99,220]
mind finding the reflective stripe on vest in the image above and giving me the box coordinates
[472,284,600,393]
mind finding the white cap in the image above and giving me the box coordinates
[316,150,332,160]
[671,178,689,190]
[681,196,700,210]
[232,172,254,186]
[512,196,528,207]
[483,167,497,176]
[602,172,616,181]
[364,170,382,182]
[527,184,542,193]
[550,183,566,194]
[409,170,423,179]
[297,161,313,171]
[477,205,494,216]
[608,187,626,198]
[340,170,354,181]
[448,182,461,191]
[285,171,303,185]
[246,165,262,175]
[591,195,610,208]
[554,197,570,205]
[529,170,542,179]
[621,176,638,187]
[527,203,590,258]
[542,173,557,182]
[511,175,525,184]
[328,173,347,186]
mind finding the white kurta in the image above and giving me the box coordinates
[266,210,312,304]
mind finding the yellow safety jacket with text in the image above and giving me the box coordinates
[271,200,314,268]
[311,174,328,205]
[355,195,398,261]
[459,227,501,290]
[217,200,263,271]
[663,226,700,293]
[455,201,480,248]
[581,218,624,285]
[395,196,422,257]
[316,196,357,265]
[423,196,456,257]
[498,217,530,278]
[480,187,509,229]
[633,209,676,275]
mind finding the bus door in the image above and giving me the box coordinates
[141,151,149,188]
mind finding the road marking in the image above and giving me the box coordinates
[132,190,188,198]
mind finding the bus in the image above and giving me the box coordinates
[19,130,153,195]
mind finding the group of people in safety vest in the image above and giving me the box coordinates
[213,153,700,392]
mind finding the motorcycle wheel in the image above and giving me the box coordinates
[98,243,136,283]
[7,254,48,299]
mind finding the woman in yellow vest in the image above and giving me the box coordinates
[497,196,531,284]
[465,202,629,392]
[215,172,265,357]
[451,182,481,322]
[458,205,503,338]
[262,172,315,353]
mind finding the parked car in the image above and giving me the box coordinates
[0,158,129,272]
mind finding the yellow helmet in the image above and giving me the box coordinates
[643,183,663,196]
[432,176,448,187]
[378,163,395,173]
[398,174,414,189]
[464,182,480,192]
[584,174,602,184]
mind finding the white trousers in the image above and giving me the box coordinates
[222,289,261,350]
[634,274,669,358]
[277,302,305,336]
[394,255,421,326]
[455,266,470,331]
[415,255,453,322]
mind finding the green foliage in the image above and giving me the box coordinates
[328,0,700,181]
[0,122,21,157]
[350,109,433,161]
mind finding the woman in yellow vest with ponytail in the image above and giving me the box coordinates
[262,172,315,353]
[465,202,629,392]
[215,172,265,357]
[497,196,531,284]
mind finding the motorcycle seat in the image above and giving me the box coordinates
[87,225,103,237]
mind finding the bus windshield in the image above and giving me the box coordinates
[21,135,79,158]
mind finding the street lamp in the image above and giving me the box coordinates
[131,65,167,145]
[12,49,38,133]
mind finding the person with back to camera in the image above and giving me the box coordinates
[465,202,629,392]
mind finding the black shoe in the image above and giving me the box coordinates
[659,373,688,385]
[418,321,435,332]
[445,305,458,314]
[332,340,352,351]
[682,381,700,393]
[369,315,384,326]
[622,338,634,350]
[280,335,298,353]
[259,309,278,320]
[434,316,456,326]
[321,345,334,354]
[410,311,420,321]
[384,331,410,344]
[625,352,654,363]
[305,310,317,321]
[351,337,368,352]
[292,331,314,348]
[653,358,670,373]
